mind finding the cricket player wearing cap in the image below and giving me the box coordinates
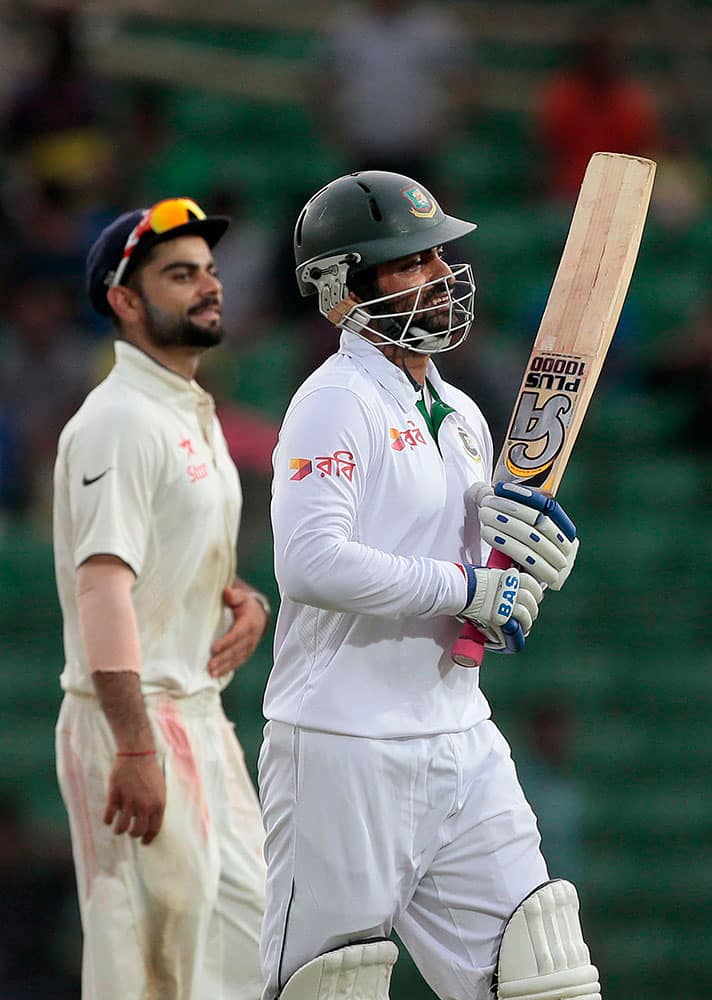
[53,198,268,999]
[258,173,601,1000]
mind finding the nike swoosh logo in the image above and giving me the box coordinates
[82,468,113,486]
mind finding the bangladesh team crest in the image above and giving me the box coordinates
[457,427,481,462]
[402,185,438,219]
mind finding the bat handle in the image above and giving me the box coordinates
[451,549,513,668]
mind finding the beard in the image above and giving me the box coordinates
[401,284,456,333]
[376,285,462,351]
[140,293,225,349]
[370,278,453,332]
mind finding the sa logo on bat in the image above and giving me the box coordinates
[503,353,586,487]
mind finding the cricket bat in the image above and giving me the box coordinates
[452,151,656,668]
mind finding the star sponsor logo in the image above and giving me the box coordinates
[289,451,357,481]
[402,185,438,219]
[179,436,208,482]
[457,427,482,462]
[390,421,428,451]
[188,464,209,483]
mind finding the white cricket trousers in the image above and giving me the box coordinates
[56,689,266,1000]
[258,719,548,1000]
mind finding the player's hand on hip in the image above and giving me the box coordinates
[104,756,166,846]
[469,481,580,590]
[459,564,544,653]
[209,586,269,677]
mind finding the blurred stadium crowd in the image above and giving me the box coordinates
[1,2,711,998]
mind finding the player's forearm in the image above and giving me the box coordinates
[278,530,467,618]
[76,556,154,752]
[92,671,155,754]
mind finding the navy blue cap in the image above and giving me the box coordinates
[86,204,230,316]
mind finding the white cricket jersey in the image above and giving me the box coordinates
[53,340,242,697]
[264,331,494,738]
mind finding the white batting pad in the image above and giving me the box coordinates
[280,940,399,1000]
[497,880,601,1000]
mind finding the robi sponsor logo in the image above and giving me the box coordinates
[289,451,357,482]
[390,421,427,451]
[289,458,312,481]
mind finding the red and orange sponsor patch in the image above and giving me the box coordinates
[390,421,428,451]
[289,451,356,481]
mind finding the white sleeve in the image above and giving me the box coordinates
[272,387,467,618]
[67,405,161,575]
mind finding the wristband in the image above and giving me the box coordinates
[249,591,272,623]
[116,749,156,757]
[456,563,478,610]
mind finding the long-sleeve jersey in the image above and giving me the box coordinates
[264,331,495,738]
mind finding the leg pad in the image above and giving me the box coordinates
[280,939,399,1000]
[496,879,601,999]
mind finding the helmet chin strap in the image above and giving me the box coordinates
[343,308,452,356]
[407,328,454,353]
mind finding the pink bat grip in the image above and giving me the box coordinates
[451,549,512,667]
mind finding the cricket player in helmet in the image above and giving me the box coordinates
[259,172,598,1000]
[294,170,476,355]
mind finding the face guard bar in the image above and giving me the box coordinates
[299,253,476,354]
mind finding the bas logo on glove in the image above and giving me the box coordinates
[498,575,519,619]
[457,564,542,656]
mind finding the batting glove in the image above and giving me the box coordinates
[470,481,580,590]
[458,564,544,653]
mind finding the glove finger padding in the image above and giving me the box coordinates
[469,481,579,590]
[513,573,544,635]
[551,537,579,590]
[479,506,576,587]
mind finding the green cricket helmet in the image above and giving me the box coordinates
[294,170,478,354]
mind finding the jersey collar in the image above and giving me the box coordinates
[339,330,443,412]
[113,340,213,408]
